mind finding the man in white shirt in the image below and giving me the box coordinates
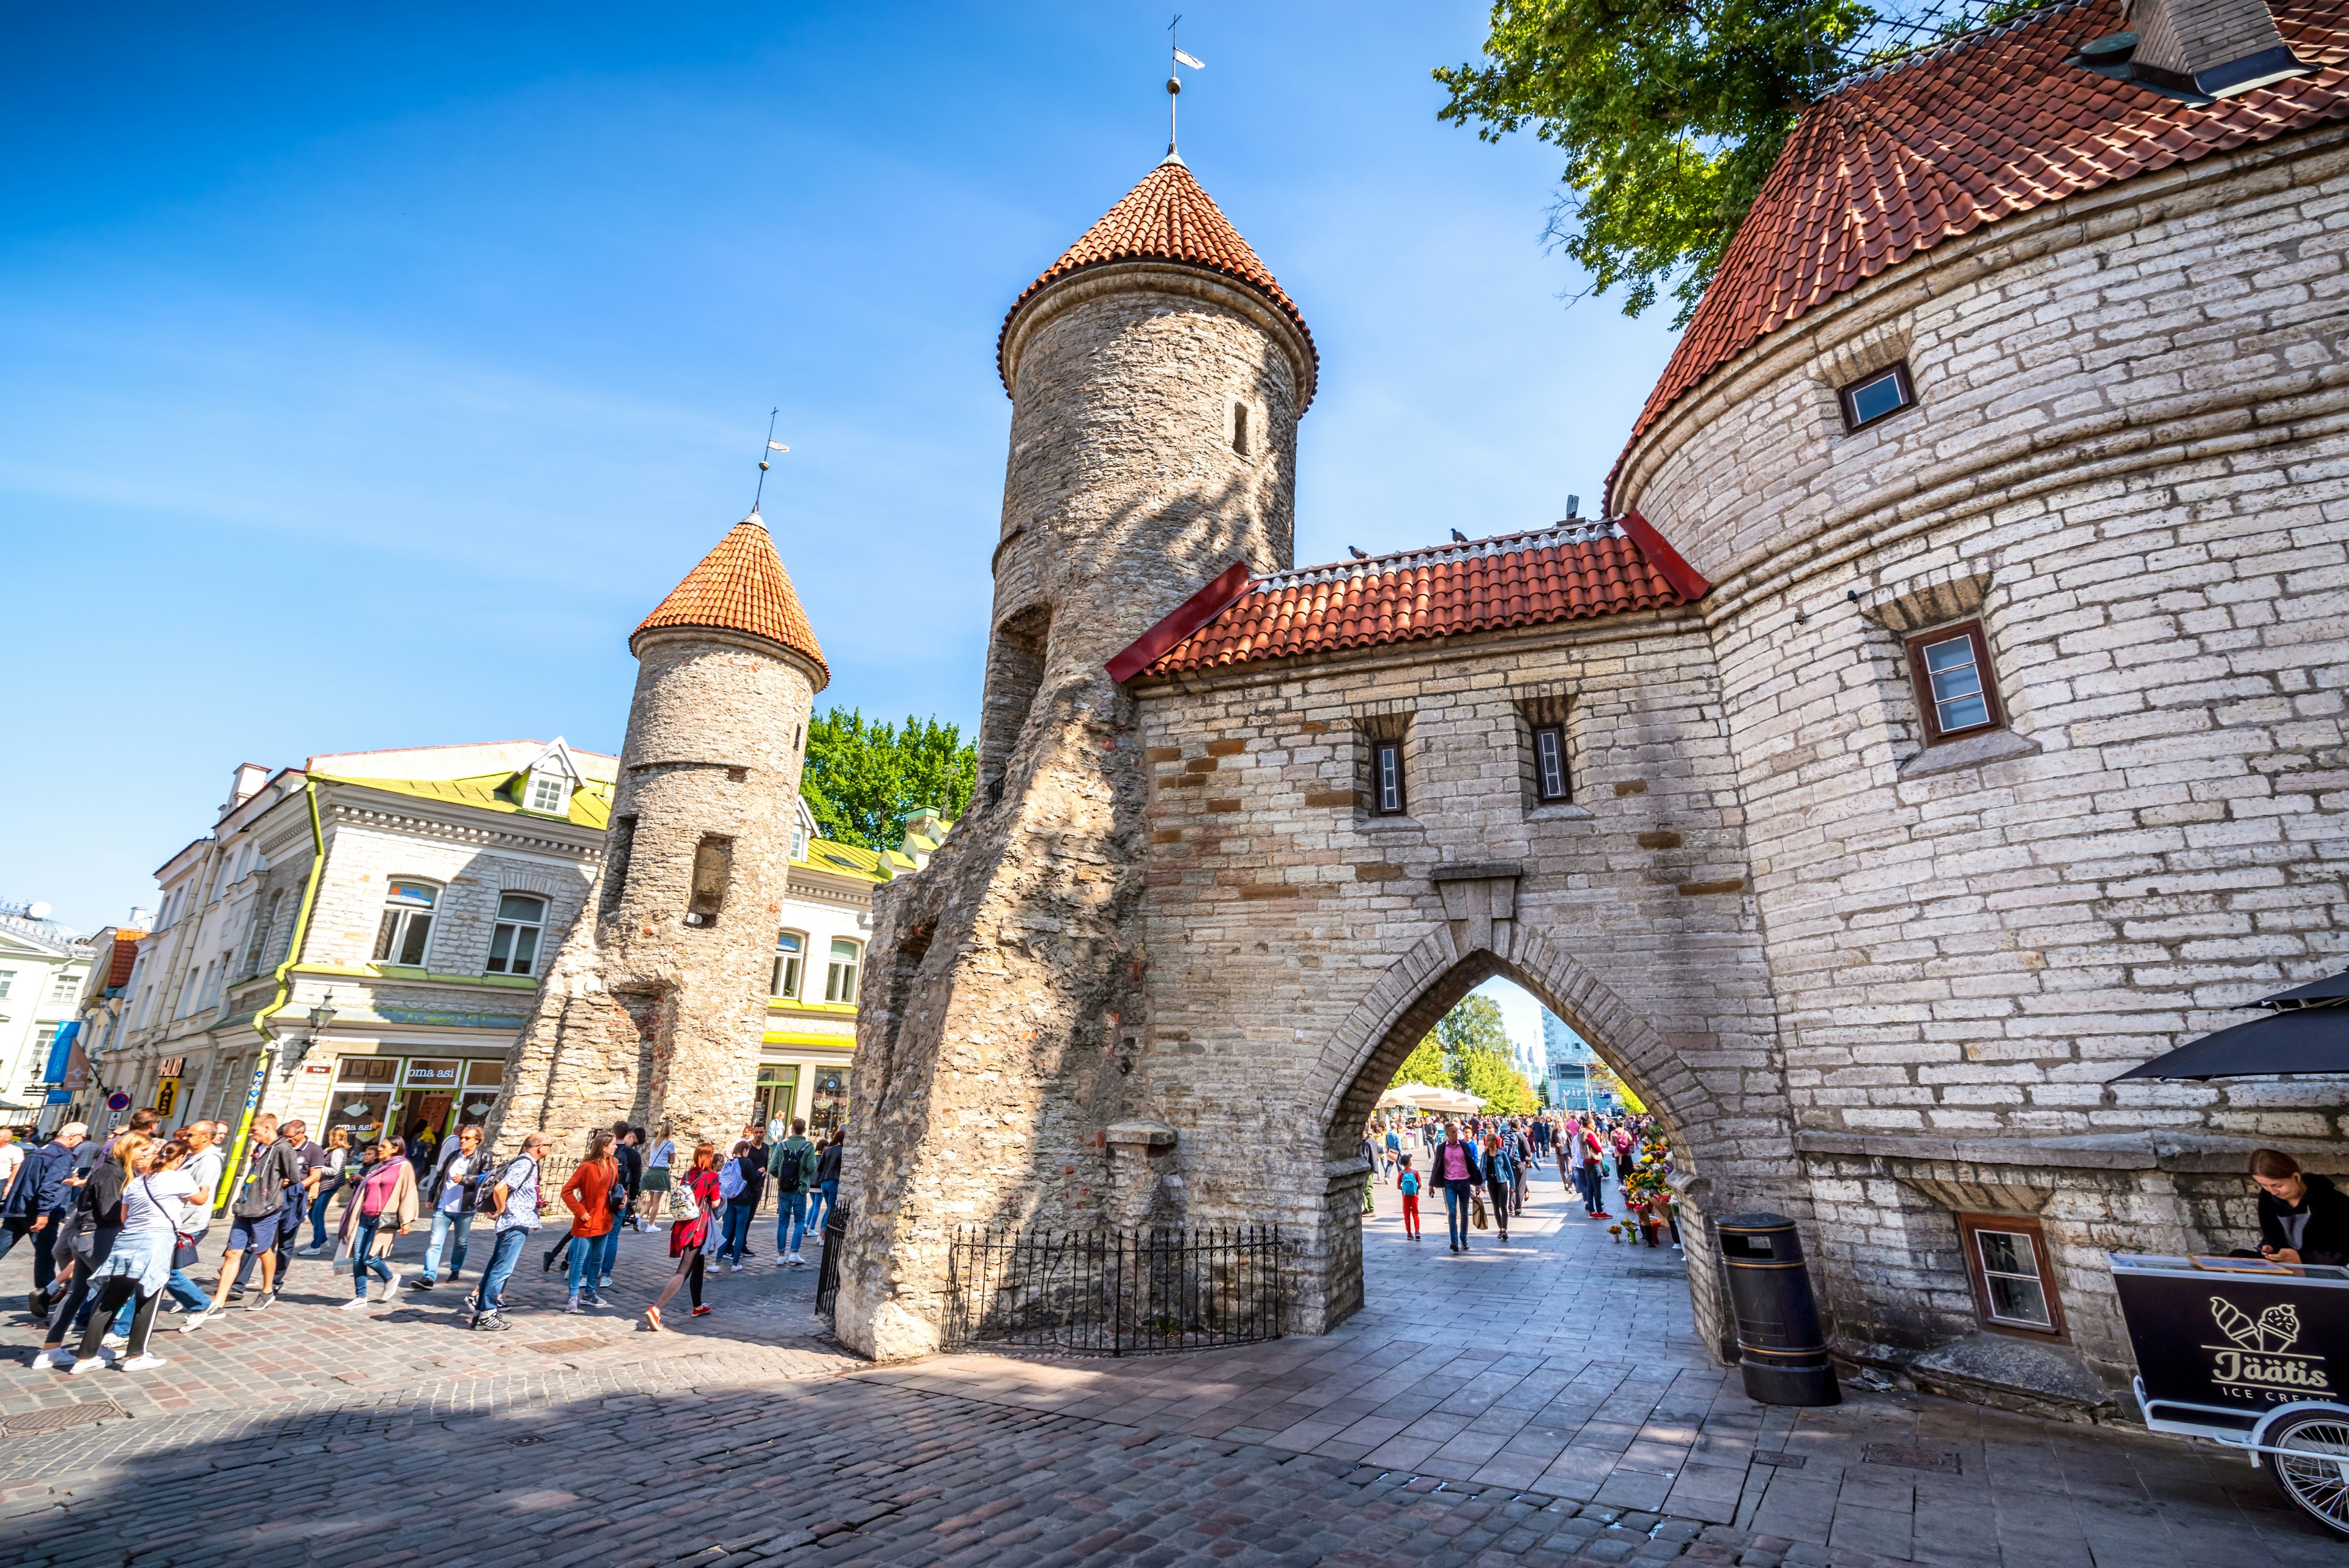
[469,1132,547,1332]
[407,1124,486,1291]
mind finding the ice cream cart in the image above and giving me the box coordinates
[2112,1251,2349,1535]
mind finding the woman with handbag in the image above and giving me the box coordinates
[335,1137,419,1309]
[645,1144,722,1331]
[299,1128,354,1254]
[1480,1133,1517,1245]
[46,1135,193,1373]
[30,1132,143,1365]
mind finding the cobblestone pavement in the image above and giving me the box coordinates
[0,1174,2338,1566]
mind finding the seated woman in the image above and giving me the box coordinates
[2250,1149,2349,1266]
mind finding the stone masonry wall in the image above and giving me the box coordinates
[834,266,1308,1361]
[1128,611,1796,1346]
[1616,125,2349,1371]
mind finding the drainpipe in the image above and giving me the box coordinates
[213,778,328,1215]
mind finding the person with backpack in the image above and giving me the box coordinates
[645,1143,722,1330]
[1396,1155,1422,1240]
[768,1118,818,1267]
[713,1139,760,1271]
[404,1123,488,1293]
[184,1113,301,1325]
[469,1132,549,1331]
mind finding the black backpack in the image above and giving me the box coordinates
[773,1141,807,1195]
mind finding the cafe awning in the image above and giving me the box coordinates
[2112,976,2349,1081]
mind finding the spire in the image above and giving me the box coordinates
[998,157,1316,407]
[631,513,829,687]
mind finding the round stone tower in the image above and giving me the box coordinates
[497,510,826,1170]
[833,152,1316,1360]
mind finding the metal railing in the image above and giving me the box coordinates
[944,1224,1283,1356]
[814,1199,848,1321]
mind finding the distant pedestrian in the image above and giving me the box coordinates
[769,1118,817,1266]
[645,1143,721,1331]
[299,1128,355,1252]
[470,1132,549,1331]
[336,1136,418,1309]
[614,1124,645,1239]
[1397,1156,1422,1240]
[559,1131,622,1312]
[714,1140,759,1270]
[0,1129,22,1200]
[1482,1134,1516,1244]
[638,1129,674,1231]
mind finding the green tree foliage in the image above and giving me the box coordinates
[1434,0,1871,322]
[1387,995,1538,1112]
[800,708,976,853]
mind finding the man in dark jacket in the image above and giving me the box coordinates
[0,1124,87,1296]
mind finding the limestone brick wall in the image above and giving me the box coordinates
[303,805,596,979]
[1616,125,2349,1366]
[1127,612,1795,1342]
[496,630,815,1172]
[834,265,1307,1361]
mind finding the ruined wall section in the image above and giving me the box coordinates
[497,628,815,1176]
[834,264,1309,1361]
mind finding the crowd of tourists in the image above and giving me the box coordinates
[0,1105,846,1375]
[1360,1110,1671,1254]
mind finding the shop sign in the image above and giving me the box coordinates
[157,1058,186,1078]
[154,1078,181,1117]
[2118,1267,2349,1408]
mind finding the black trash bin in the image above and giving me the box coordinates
[1717,1213,1840,1406]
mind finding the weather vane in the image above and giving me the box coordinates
[1167,15,1204,156]
[752,407,787,515]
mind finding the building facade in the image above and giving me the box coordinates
[835,0,2349,1409]
[0,904,98,1124]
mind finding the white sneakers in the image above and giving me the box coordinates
[375,1266,404,1301]
[67,1351,111,1376]
[29,1347,70,1369]
[786,1251,806,1266]
[338,1296,371,1312]
[118,1354,166,1372]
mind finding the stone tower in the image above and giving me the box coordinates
[495,511,827,1173]
[834,152,1316,1359]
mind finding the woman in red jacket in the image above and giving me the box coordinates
[645,1144,722,1331]
[558,1131,620,1313]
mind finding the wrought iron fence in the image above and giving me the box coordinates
[944,1224,1283,1356]
[814,1199,848,1321]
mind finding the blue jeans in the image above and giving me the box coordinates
[774,1190,807,1254]
[804,1181,835,1240]
[420,1209,473,1284]
[566,1228,616,1296]
[308,1182,342,1247]
[477,1227,530,1316]
[352,1218,394,1298]
[718,1199,755,1262]
[1442,1181,1474,1246]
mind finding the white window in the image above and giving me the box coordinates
[791,823,808,860]
[372,879,439,967]
[773,931,805,998]
[1533,725,1568,802]
[486,893,548,976]
[1374,741,1406,816]
[49,971,79,1003]
[0,969,15,1000]
[825,937,861,1004]
[525,770,570,815]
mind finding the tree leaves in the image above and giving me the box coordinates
[1388,996,1539,1113]
[1434,0,1871,322]
[800,708,976,853]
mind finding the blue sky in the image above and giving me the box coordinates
[0,1,1682,1047]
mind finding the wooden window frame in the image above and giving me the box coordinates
[1956,1212,2066,1340]
[1905,619,2003,745]
[1532,724,1570,802]
[1373,740,1407,816]
[1838,361,1917,433]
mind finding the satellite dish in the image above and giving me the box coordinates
[26,902,50,920]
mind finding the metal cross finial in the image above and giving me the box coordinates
[752,407,788,515]
[1167,16,1204,155]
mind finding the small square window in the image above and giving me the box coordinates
[1839,362,1916,432]
[1532,726,1569,802]
[1905,620,2004,745]
[525,770,570,814]
[1373,740,1406,816]
[1957,1213,2065,1338]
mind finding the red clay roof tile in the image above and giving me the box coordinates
[1609,0,2349,507]
[1001,154,1318,409]
[632,513,829,686]
[1138,520,1704,677]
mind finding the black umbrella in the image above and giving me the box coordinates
[2113,980,2349,1081]
[2260,970,2349,1011]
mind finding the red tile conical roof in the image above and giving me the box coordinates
[631,513,829,686]
[1000,154,1318,409]
[1608,0,2349,508]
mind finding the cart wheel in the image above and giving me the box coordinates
[2266,1411,2349,1537]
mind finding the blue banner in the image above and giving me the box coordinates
[40,1020,79,1085]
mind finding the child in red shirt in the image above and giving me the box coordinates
[1397,1156,1422,1239]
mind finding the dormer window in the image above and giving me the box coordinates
[525,770,570,815]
